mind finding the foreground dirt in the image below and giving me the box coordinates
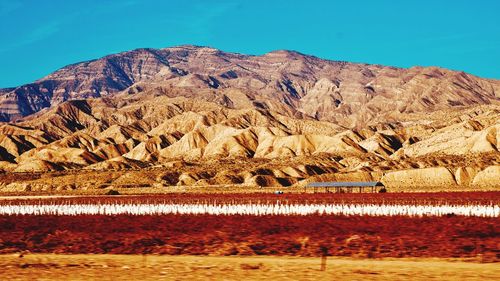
[0,254,498,280]
[1,214,498,260]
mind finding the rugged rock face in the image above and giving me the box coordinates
[381,167,458,188]
[472,166,500,187]
[1,45,499,124]
[0,45,499,189]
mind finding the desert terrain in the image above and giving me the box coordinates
[0,46,499,280]
[0,45,498,192]
[1,255,499,281]
[0,192,498,280]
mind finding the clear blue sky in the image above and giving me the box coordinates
[1,0,499,88]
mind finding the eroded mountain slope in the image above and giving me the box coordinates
[0,46,499,190]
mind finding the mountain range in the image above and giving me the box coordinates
[0,45,499,191]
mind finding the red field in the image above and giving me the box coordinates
[2,191,499,206]
[1,214,498,261]
[1,192,498,262]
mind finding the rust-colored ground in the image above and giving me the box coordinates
[0,254,498,281]
[1,214,498,261]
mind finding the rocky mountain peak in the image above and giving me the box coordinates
[0,45,498,126]
[0,46,498,186]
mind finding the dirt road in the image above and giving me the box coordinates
[0,254,498,280]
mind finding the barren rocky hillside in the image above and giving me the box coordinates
[0,45,499,191]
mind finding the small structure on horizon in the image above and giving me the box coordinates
[305,181,385,193]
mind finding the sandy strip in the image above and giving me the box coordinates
[0,254,498,280]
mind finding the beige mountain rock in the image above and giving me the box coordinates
[0,46,499,190]
[297,171,376,188]
[471,166,500,187]
[381,167,457,188]
[454,167,481,186]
